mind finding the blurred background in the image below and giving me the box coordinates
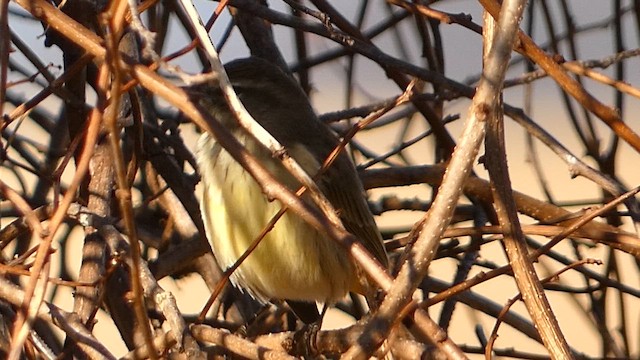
[2,0,640,358]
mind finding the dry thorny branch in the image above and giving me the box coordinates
[1,0,639,359]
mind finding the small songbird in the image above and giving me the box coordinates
[192,57,387,322]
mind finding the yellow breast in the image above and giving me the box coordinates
[196,134,355,303]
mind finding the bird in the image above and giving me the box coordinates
[191,57,388,323]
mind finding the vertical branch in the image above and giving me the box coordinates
[604,0,624,170]
[102,1,157,356]
[290,0,311,95]
[557,0,599,156]
[63,140,110,355]
[482,3,574,359]
[0,0,8,117]
[539,0,594,156]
